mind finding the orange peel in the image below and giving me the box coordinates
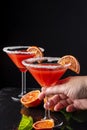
[27,46,43,58]
[58,55,80,74]
[20,90,41,108]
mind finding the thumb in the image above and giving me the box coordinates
[45,78,70,95]
[45,84,66,96]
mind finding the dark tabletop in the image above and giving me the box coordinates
[0,87,87,130]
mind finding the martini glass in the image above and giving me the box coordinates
[22,57,70,127]
[3,46,44,101]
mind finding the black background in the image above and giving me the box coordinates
[1,0,87,89]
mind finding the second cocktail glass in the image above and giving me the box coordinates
[3,46,44,101]
[22,57,70,126]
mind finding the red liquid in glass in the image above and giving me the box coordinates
[27,64,67,87]
[7,52,35,72]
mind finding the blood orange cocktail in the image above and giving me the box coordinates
[3,46,44,100]
[22,57,70,87]
[22,57,70,121]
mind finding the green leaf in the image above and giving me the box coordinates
[18,115,33,130]
[60,109,72,121]
[66,125,73,130]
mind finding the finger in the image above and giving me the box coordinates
[41,87,47,91]
[44,95,60,109]
[54,100,69,111]
[41,77,71,96]
[53,98,73,111]
[44,77,71,95]
[38,92,45,100]
[59,94,68,99]
[73,99,87,110]
[45,85,66,96]
[66,98,73,104]
[66,104,77,112]
[66,99,87,112]
[44,94,70,110]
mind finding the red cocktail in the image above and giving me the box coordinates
[3,46,44,101]
[22,57,70,125]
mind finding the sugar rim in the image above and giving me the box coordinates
[3,46,44,54]
[22,57,71,69]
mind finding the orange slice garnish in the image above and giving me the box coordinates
[27,46,43,57]
[58,55,80,74]
[33,119,54,130]
[20,90,41,108]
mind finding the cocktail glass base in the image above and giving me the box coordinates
[11,92,26,102]
[11,96,20,102]
[52,116,63,129]
[11,90,25,102]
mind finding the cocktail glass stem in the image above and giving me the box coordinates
[22,71,26,94]
[18,71,26,97]
[43,96,51,120]
[44,109,51,120]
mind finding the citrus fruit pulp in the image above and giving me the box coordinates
[20,90,41,108]
[33,119,54,130]
[27,46,44,58]
[58,55,80,74]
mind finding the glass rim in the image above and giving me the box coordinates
[22,57,71,69]
[3,46,44,54]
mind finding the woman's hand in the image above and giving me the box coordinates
[39,76,87,112]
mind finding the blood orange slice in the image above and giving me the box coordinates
[33,119,54,130]
[58,55,80,74]
[27,46,44,58]
[20,90,41,108]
